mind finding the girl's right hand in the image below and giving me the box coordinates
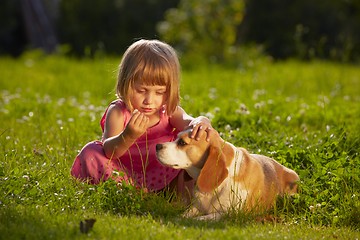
[123,109,149,140]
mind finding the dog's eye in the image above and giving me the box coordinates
[177,139,187,146]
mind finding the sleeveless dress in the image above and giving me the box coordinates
[70,100,180,191]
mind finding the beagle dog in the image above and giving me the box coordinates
[156,129,299,220]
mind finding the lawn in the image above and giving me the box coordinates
[0,51,359,239]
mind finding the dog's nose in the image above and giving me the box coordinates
[156,144,163,151]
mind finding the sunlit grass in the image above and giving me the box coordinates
[0,52,359,239]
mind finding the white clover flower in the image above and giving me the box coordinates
[254,101,265,109]
[326,125,331,132]
[208,88,218,100]
[252,89,266,100]
[88,104,95,110]
[205,112,215,120]
[57,98,66,106]
[236,103,250,115]
[22,175,30,181]
[214,107,220,113]
[301,123,308,133]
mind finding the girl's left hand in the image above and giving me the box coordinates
[188,116,214,142]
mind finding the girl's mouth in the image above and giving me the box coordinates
[141,107,153,113]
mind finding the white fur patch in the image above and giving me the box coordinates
[228,147,243,177]
[156,142,192,169]
[231,183,248,208]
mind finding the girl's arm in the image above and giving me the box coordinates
[170,106,213,141]
[102,105,148,159]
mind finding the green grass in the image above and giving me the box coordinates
[0,51,359,239]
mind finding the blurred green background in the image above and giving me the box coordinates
[1,0,359,62]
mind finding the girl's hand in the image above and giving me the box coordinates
[188,116,214,142]
[123,109,149,140]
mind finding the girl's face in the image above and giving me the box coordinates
[130,82,167,116]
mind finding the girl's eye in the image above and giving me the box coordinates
[156,92,165,95]
[177,139,187,146]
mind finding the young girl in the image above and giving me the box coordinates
[71,39,213,198]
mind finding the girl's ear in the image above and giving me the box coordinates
[197,144,228,193]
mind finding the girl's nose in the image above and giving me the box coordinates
[144,93,153,104]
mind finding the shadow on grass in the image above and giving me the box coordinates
[91,179,282,230]
[121,192,270,230]
[0,205,90,239]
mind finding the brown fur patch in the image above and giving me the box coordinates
[197,144,229,193]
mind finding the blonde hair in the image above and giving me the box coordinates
[116,39,180,115]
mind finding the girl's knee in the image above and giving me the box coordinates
[71,141,111,184]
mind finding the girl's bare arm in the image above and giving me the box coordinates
[170,106,213,141]
[102,106,148,159]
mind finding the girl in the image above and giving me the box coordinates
[71,39,213,198]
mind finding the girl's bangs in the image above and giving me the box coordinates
[133,60,171,86]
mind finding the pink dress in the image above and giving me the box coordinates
[71,100,180,191]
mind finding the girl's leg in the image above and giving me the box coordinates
[71,141,130,184]
[168,170,195,205]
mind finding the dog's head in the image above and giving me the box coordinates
[156,129,229,193]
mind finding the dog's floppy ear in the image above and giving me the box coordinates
[197,143,228,193]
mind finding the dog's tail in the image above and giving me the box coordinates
[283,169,300,195]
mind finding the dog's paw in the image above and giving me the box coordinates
[195,212,222,221]
[183,208,223,221]
[182,207,200,218]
